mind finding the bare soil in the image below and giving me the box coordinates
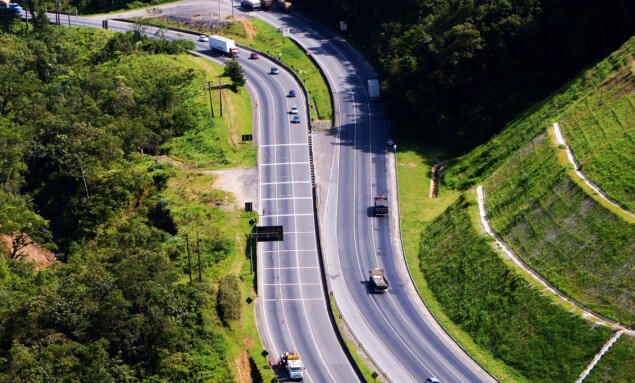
[0,235,56,270]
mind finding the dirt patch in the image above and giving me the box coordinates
[400,162,417,168]
[209,167,258,211]
[234,337,257,383]
[234,349,253,383]
[238,19,257,41]
[0,235,56,270]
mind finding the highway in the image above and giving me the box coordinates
[71,4,496,381]
[250,7,497,383]
[68,15,361,382]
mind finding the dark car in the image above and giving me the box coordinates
[250,52,260,59]
[271,67,280,75]
[288,90,296,97]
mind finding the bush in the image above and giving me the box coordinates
[217,275,241,325]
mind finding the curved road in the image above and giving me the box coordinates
[70,15,361,382]
[248,7,496,383]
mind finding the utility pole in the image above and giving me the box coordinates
[196,233,202,283]
[218,76,223,117]
[186,234,192,283]
[207,81,215,118]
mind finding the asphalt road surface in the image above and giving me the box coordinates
[68,15,361,382]
[250,7,497,383]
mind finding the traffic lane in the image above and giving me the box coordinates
[344,115,491,381]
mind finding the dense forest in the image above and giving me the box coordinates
[296,0,635,152]
[0,18,249,381]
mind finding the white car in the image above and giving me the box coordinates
[290,106,299,114]
[198,35,209,42]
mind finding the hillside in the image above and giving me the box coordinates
[416,37,635,381]
[0,26,264,382]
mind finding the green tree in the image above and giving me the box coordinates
[217,275,241,325]
[0,191,51,260]
[223,59,246,91]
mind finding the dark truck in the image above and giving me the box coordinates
[369,268,389,293]
[373,195,388,216]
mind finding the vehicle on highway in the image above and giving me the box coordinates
[291,115,301,124]
[250,52,260,59]
[288,89,296,97]
[290,106,299,114]
[425,378,441,383]
[373,195,389,216]
[208,35,239,57]
[271,67,280,75]
[386,138,394,146]
[198,35,209,42]
[278,352,304,381]
[368,268,389,293]
[368,78,380,101]
[241,0,261,10]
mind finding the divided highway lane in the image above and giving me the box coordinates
[248,56,360,383]
[67,17,360,382]
[249,8,497,383]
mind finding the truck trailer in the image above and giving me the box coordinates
[369,268,389,293]
[278,352,304,381]
[368,79,380,101]
[373,195,388,216]
[208,35,239,57]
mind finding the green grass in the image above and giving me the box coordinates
[584,335,635,383]
[443,36,635,199]
[329,297,382,382]
[396,146,526,382]
[419,196,612,382]
[130,17,333,123]
[159,166,274,382]
[484,138,635,325]
[557,44,635,211]
[158,55,256,169]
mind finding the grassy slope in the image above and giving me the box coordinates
[557,40,635,211]
[134,17,332,122]
[133,53,269,380]
[419,196,612,383]
[484,137,635,324]
[444,36,635,198]
[585,335,635,383]
[396,146,526,381]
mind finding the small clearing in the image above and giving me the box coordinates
[0,235,56,270]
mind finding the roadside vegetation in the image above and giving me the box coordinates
[484,138,635,324]
[444,36,635,192]
[0,23,271,382]
[556,40,635,212]
[584,335,635,382]
[131,16,333,123]
[300,1,635,153]
[419,196,613,382]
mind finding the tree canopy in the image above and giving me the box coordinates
[297,0,635,152]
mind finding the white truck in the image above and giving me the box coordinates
[278,351,304,381]
[241,0,261,10]
[208,35,239,57]
[368,79,380,101]
[369,268,389,293]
